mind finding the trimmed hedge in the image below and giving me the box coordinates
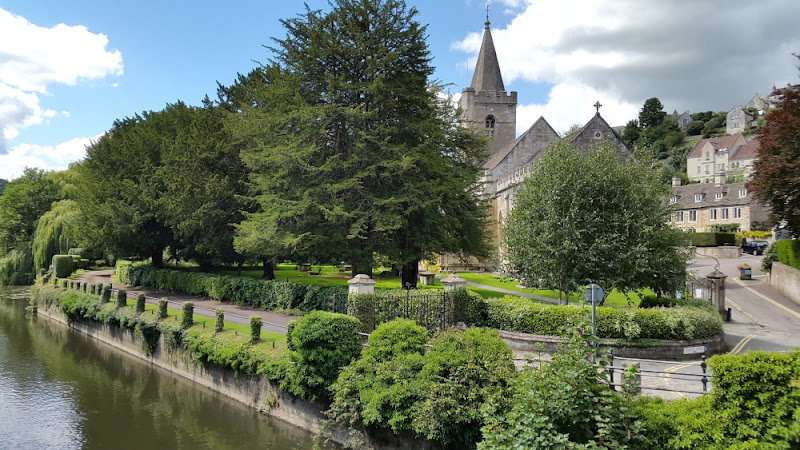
[52,255,75,278]
[467,296,722,341]
[638,295,716,312]
[775,239,800,270]
[116,262,345,312]
[686,232,735,247]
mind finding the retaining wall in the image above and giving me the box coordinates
[498,329,726,360]
[35,303,430,449]
[770,262,800,306]
[696,246,741,259]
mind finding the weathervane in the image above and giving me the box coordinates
[594,101,602,113]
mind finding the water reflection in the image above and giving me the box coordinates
[0,287,316,449]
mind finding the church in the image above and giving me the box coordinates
[438,18,629,271]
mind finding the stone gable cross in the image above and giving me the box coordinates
[594,101,602,113]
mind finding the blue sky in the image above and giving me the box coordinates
[1,0,799,180]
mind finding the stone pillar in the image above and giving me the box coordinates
[441,274,467,291]
[706,269,727,316]
[348,274,376,295]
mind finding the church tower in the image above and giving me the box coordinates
[459,18,517,158]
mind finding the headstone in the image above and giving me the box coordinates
[348,274,376,295]
[419,271,436,286]
[441,274,467,291]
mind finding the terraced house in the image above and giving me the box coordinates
[669,179,770,232]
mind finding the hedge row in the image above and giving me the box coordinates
[686,232,736,247]
[451,289,723,341]
[116,262,345,312]
[775,239,800,270]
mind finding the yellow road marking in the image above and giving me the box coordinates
[733,277,800,320]
[726,297,768,327]
[728,333,757,355]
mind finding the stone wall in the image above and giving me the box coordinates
[770,262,800,306]
[695,246,742,259]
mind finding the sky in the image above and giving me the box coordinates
[1,0,798,180]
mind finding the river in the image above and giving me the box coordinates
[0,286,316,449]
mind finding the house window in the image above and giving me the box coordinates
[739,188,747,198]
[705,165,710,174]
[705,151,710,160]
[694,194,703,202]
[734,207,742,219]
[716,163,725,171]
[710,209,717,220]
[675,211,684,222]
[697,166,701,174]
[670,195,677,204]
[722,208,729,219]
[689,210,697,222]
[715,192,723,200]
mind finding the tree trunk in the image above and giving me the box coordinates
[151,249,164,269]
[237,261,243,277]
[262,258,275,280]
[401,261,419,288]
[351,263,373,278]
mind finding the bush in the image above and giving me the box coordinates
[346,293,378,332]
[181,302,194,329]
[687,232,735,247]
[285,311,362,401]
[482,296,723,340]
[52,255,75,278]
[450,287,488,325]
[136,293,146,313]
[639,295,715,312]
[215,308,224,332]
[101,284,111,302]
[775,239,800,270]
[249,316,262,342]
[115,262,346,312]
[763,243,779,273]
[116,289,127,308]
[158,298,168,319]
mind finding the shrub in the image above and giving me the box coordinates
[136,293,146,313]
[67,248,84,257]
[250,316,262,342]
[116,289,127,308]
[775,239,800,270]
[450,287,488,325]
[639,295,715,312]
[215,308,224,332]
[482,296,723,340]
[0,244,34,286]
[52,255,74,278]
[346,293,378,332]
[285,311,362,401]
[79,259,90,269]
[763,243,779,273]
[687,232,735,247]
[181,302,194,328]
[158,298,168,319]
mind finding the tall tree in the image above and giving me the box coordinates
[749,59,800,236]
[639,97,667,129]
[503,142,686,304]
[230,0,489,280]
[0,179,8,196]
[0,168,61,255]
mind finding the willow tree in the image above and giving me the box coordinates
[503,141,687,303]
[230,0,490,281]
[32,199,82,272]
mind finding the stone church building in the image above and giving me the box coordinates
[438,19,629,271]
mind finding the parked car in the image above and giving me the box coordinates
[741,241,769,255]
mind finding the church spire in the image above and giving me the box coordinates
[470,17,505,92]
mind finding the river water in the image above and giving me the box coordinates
[0,286,316,449]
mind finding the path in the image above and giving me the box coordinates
[73,270,296,336]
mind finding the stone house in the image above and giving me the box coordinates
[441,19,628,270]
[687,134,759,183]
[666,109,692,130]
[726,105,757,135]
[669,180,770,232]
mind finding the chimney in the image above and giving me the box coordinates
[714,173,726,186]
[672,177,682,187]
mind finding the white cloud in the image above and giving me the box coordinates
[0,8,123,153]
[0,134,101,180]
[455,0,800,132]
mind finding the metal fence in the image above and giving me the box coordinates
[328,288,452,333]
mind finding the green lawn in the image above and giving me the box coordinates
[455,271,650,307]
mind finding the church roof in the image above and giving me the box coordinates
[470,21,505,92]
[485,116,557,170]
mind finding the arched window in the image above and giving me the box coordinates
[485,115,495,137]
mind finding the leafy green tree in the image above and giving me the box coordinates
[503,141,687,304]
[749,68,800,237]
[0,178,7,196]
[639,97,667,129]
[621,119,640,148]
[31,199,83,272]
[685,119,705,136]
[0,168,61,255]
[230,0,489,281]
